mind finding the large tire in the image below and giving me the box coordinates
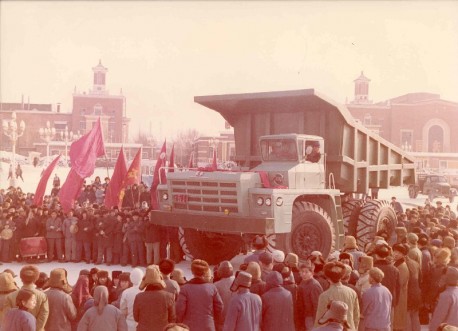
[178,227,243,265]
[342,199,364,237]
[277,201,335,261]
[356,200,397,250]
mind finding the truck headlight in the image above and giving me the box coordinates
[276,197,283,206]
[162,193,169,201]
[257,197,264,206]
[265,198,272,206]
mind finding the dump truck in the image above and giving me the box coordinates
[408,172,455,202]
[150,89,416,264]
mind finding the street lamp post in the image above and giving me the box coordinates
[61,126,79,166]
[39,121,56,166]
[2,112,26,187]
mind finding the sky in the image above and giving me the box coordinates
[1,1,457,141]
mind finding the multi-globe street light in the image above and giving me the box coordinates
[2,112,26,187]
[38,121,56,166]
[61,126,80,166]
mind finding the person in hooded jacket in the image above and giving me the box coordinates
[77,285,127,331]
[71,275,92,331]
[133,265,175,331]
[223,271,262,331]
[246,262,266,297]
[120,267,144,331]
[261,271,294,331]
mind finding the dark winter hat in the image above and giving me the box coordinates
[374,243,391,259]
[431,239,443,248]
[418,233,429,246]
[79,269,90,277]
[259,252,273,265]
[191,259,210,277]
[266,271,283,287]
[272,263,292,279]
[97,270,109,279]
[252,235,268,249]
[323,261,347,283]
[44,268,72,293]
[217,261,234,279]
[20,265,40,284]
[118,272,131,283]
[111,270,122,280]
[392,243,409,256]
[90,268,99,275]
[159,259,176,275]
[35,272,49,289]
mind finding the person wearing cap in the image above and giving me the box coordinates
[45,209,64,262]
[429,267,458,331]
[78,285,127,331]
[62,209,78,263]
[111,273,132,309]
[244,235,269,264]
[297,260,323,330]
[44,268,77,330]
[133,265,175,331]
[214,261,235,330]
[0,213,16,262]
[390,197,403,215]
[176,259,223,331]
[125,211,146,267]
[361,267,392,331]
[259,252,274,281]
[313,300,351,331]
[315,261,360,330]
[223,271,261,331]
[373,242,400,308]
[119,267,144,331]
[392,244,410,331]
[3,265,49,331]
[342,236,364,271]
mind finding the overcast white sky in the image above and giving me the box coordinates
[1,1,457,141]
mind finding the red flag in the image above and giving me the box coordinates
[169,144,175,173]
[211,148,217,171]
[150,140,167,210]
[33,154,61,206]
[69,117,105,178]
[118,148,142,208]
[104,147,127,209]
[58,168,85,213]
[187,151,194,168]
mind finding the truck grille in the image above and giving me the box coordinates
[170,180,239,213]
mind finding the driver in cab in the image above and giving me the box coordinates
[270,141,295,160]
[305,140,321,163]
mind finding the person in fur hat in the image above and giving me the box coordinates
[133,265,175,331]
[426,247,452,311]
[246,261,266,297]
[176,259,223,331]
[314,300,351,331]
[0,272,18,326]
[392,243,410,331]
[244,235,268,264]
[3,265,49,331]
[44,268,77,331]
[373,242,401,308]
[214,260,235,331]
[342,235,364,271]
[315,261,360,330]
[78,285,127,331]
[355,255,374,295]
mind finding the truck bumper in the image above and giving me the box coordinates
[149,210,275,235]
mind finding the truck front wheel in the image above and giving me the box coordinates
[178,228,243,265]
[356,200,396,250]
[278,201,335,261]
[343,199,364,237]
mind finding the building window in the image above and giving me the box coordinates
[363,114,372,126]
[79,121,86,131]
[94,104,103,115]
[401,130,413,151]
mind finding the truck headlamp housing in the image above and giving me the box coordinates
[162,193,169,201]
[265,198,272,206]
[276,197,283,206]
[256,197,264,206]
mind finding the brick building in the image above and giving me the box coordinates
[347,72,458,170]
[0,61,138,163]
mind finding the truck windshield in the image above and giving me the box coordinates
[431,176,448,183]
[261,139,298,161]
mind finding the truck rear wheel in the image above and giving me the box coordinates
[356,200,396,250]
[178,227,243,265]
[343,199,364,237]
[277,201,335,261]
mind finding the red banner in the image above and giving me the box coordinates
[33,154,61,206]
[104,146,127,209]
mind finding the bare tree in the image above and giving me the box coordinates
[173,129,200,167]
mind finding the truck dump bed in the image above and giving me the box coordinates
[195,89,415,194]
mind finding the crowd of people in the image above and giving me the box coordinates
[0,176,458,330]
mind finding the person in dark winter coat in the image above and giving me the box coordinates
[223,271,262,331]
[261,271,295,331]
[246,262,266,297]
[244,235,268,264]
[133,265,175,331]
[372,242,400,307]
[125,212,145,267]
[159,259,180,301]
[429,266,458,331]
[45,210,64,262]
[95,210,115,265]
[176,259,224,331]
[75,211,93,263]
[144,213,162,265]
[112,212,124,265]
[297,260,323,331]
[214,261,235,331]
